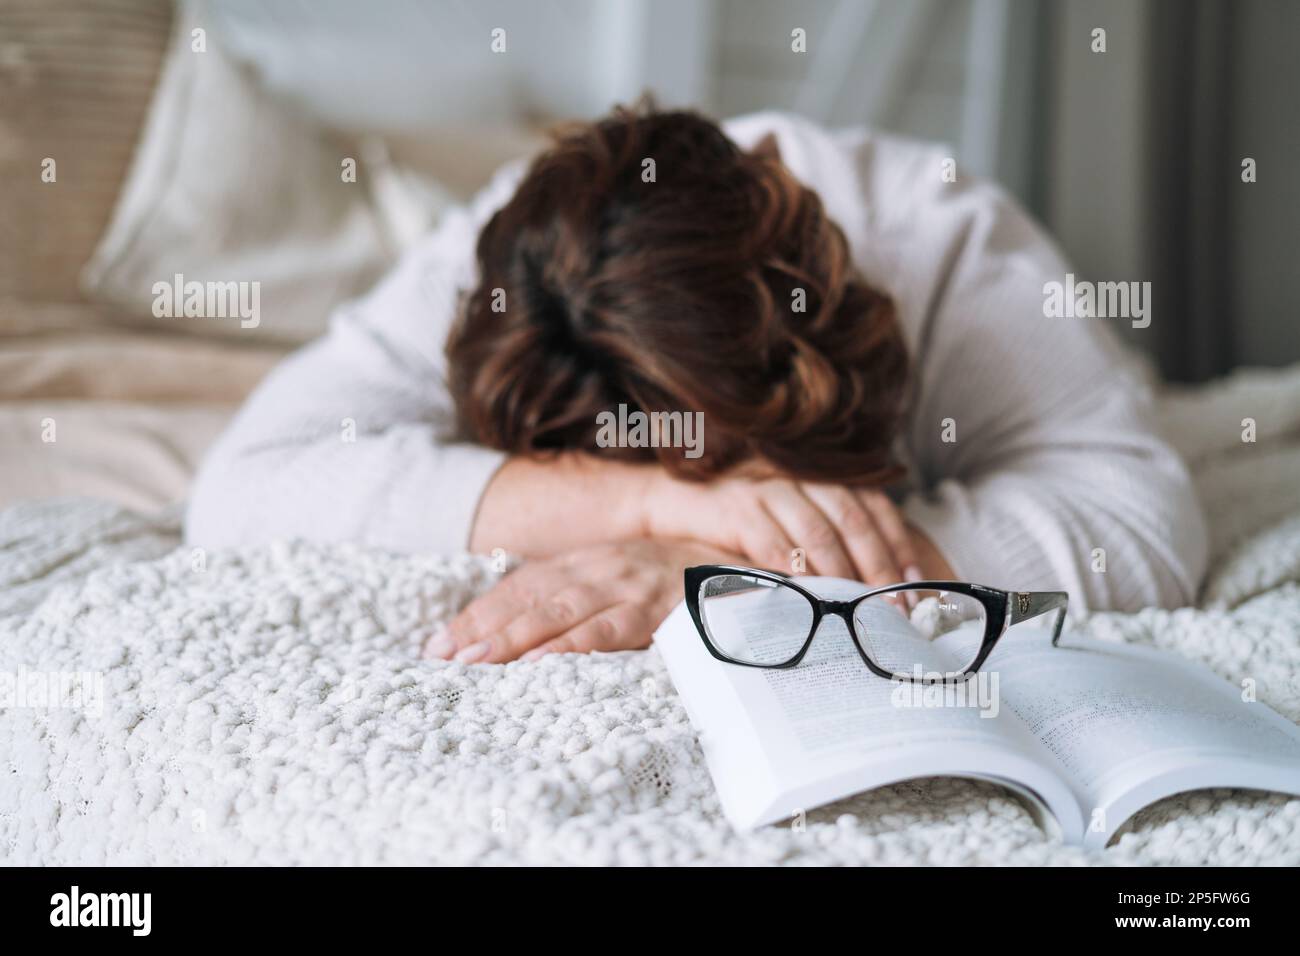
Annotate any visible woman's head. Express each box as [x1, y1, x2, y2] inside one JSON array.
[[446, 102, 909, 485]]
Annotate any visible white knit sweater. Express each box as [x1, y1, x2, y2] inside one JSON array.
[[185, 112, 1208, 613]]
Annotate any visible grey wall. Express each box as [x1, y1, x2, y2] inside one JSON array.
[[1040, 0, 1298, 379], [1227, 0, 1300, 368]]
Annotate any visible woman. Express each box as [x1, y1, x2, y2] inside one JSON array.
[[186, 104, 1207, 663]]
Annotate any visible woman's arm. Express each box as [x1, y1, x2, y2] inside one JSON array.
[[468, 454, 652, 555], [473, 456, 952, 584], [184, 315, 509, 552]]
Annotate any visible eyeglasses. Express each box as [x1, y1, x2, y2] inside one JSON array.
[[684, 565, 1068, 683]]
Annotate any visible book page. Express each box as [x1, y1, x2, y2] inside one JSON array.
[[937, 626, 1300, 841]]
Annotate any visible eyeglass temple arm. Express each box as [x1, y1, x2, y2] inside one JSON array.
[[1009, 591, 1070, 646]]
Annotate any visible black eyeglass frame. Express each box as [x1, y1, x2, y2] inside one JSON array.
[[683, 564, 1069, 683]]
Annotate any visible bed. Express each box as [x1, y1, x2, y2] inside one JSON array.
[[3, 362, 1300, 865]]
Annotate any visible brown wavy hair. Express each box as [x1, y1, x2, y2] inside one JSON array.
[[445, 102, 909, 485]]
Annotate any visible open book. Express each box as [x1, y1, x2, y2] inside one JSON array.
[[653, 574, 1300, 847]]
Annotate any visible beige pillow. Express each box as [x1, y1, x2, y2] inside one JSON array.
[[0, 400, 235, 511], [0, 0, 172, 330], [80, 1, 394, 344], [0, 330, 284, 403]]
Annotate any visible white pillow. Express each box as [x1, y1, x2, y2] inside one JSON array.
[[80, 1, 395, 344]]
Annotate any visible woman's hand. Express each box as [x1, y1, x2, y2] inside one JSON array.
[[644, 471, 923, 586], [422, 539, 740, 664]]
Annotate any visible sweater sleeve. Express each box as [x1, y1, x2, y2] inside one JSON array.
[[184, 163, 526, 553], [857, 138, 1208, 612]]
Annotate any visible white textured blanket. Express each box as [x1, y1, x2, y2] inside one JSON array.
[[3, 366, 1300, 865]]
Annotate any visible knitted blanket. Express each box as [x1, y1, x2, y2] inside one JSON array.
[[3, 367, 1300, 865]]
